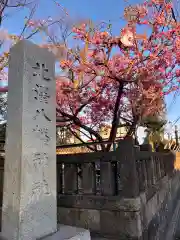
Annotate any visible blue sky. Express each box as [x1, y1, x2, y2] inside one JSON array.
[[1, 0, 179, 123]]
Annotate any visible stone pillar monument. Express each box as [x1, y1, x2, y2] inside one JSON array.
[[1, 40, 57, 240]]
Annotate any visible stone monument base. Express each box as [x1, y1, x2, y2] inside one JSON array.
[[41, 225, 91, 240], [0, 225, 91, 240]]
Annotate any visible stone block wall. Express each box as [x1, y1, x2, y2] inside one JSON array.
[[57, 197, 142, 239], [56, 140, 177, 239], [141, 172, 180, 239], [57, 171, 180, 239]]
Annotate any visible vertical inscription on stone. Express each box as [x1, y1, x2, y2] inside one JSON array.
[[32, 152, 48, 168], [32, 62, 52, 81], [32, 84, 50, 103], [32, 179, 51, 198], [32, 125, 50, 145], [33, 109, 51, 121], [30, 60, 52, 199], [31, 152, 50, 198]]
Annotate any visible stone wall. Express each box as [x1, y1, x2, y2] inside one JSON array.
[[56, 140, 177, 239], [57, 172, 180, 240], [141, 171, 180, 239]]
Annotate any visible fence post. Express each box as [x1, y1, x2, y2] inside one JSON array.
[[100, 161, 115, 196], [64, 164, 78, 194], [57, 163, 63, 194], [117, 138, 139, 197], [82, 163, 96, 194]]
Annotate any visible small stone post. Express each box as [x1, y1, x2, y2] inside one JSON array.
[[117, 138, 139, 197], [1, 40, 56, 240]]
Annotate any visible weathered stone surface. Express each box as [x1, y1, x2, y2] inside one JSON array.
[[57, 207, 142, 239], [41, 225, 91, 240], [57, 195, 141, 211], [57, 208, 100, 232], [143, 172, 180, 240], [100, 210, 142, 238], [1, 40, 57, 240], [57, 171, 180, 240], [165, 199, 180, 240], [117, 138, 139, 197]]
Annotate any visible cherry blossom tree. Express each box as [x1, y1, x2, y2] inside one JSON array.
[[54, 0, 180, 151]]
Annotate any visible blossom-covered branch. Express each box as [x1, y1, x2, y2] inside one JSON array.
[[53, 1, 180, 150]]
